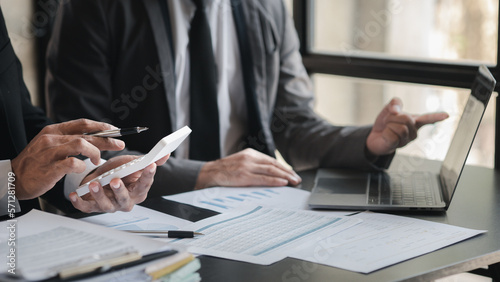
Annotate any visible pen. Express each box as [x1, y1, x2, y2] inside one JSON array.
[[125, 230, 204, 238], [85, 126, 149, 137]]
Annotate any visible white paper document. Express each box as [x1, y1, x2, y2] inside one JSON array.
[[81, 204, 192, 231], [163, 187, 312, 213], [290, 212, 486, 273], [0, 210, 168, 281], [170, 206, 361, 265]]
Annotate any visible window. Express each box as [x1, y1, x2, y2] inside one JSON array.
[[293, 0, 500, 168], [313, 74, 497, 167], [311, 0, 498, 64]]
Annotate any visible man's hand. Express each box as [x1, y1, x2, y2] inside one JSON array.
[[12, 119, 125, 200], [69, 155, 170, 213], [366, 98, 449, 156], [195, 148, 301, 190]]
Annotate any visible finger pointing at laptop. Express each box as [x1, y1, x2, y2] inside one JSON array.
[[366, 97, 449, 157]]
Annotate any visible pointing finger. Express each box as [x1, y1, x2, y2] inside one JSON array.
[[415, 112, 449, 129]]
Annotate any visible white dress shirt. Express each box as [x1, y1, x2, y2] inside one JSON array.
[[169, 0, 248, 159], [0, 158, 103, 216]]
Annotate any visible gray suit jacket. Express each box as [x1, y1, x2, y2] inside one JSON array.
[[46, 0, 391, 196]]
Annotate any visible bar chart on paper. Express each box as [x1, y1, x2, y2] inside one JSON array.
[[198, 189, 282, 210], [163, 187, 312, 213], [81, 205, 192, 231]]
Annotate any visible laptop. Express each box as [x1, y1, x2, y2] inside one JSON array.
[[308, 65, 496, 211]]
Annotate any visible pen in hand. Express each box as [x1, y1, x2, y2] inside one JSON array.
[[85, 127, 149, 138]]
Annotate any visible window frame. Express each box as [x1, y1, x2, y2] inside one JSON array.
[[292, 0, 500, 168]]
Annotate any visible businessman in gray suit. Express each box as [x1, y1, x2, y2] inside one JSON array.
[[46, 0, 447, 196]]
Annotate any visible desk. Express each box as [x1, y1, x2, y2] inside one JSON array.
[[40, 156, 500, 281], [140, 156, 500, 282]]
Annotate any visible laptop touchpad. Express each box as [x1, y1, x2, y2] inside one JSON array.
[[315, 177, 367, 194]]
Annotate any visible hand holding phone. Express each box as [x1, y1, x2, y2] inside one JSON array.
[[76, 126, 191, 196]]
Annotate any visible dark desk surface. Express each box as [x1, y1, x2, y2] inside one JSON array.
[[141, 156, 500, 282]]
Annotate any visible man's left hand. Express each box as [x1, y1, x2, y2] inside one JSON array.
[[69, 155, 169, 213], [366, 98, 449, 156]]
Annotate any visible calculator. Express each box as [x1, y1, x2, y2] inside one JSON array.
[[76, 126, 192, 196]]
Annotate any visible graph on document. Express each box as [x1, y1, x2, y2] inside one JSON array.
[[173, 206, 361, 265], [162, 187, 311, 213], [199, 188, 280, 210]]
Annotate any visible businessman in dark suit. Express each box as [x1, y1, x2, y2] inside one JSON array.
[[46, 0, 447, 195], [0, 6, 168, 217]]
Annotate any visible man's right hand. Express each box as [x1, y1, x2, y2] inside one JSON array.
[[11, 119, 125, 200], [194, 148, 302, 190]]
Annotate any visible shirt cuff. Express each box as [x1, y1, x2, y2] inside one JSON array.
[[64, 158, 105, 199], [0, 160, 20, 215]]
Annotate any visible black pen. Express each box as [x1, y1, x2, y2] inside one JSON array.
[[85, 127, 149, 138], [125, 230, 204, 238]]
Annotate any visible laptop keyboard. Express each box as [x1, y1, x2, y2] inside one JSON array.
[[368, 172, 437, 206]]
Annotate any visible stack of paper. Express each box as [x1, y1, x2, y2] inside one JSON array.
[[0, 210, 197, 281], [84, 204, 360, 266], [79, 206, 202, 281], [162, 187, 486, 272], [71, 249, 201, 282], [70, 187, 487, 275], [146, 251, 201, 282]]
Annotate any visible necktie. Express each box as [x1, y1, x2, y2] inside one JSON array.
[[189, 0, 221, 161], [230, 0, 273, 157]]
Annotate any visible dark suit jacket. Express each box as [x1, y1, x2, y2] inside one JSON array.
[[0, 7, 56, 215], [47, 0, 392, 195]]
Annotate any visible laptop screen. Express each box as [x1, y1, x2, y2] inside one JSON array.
[[440, 66, 496, 203]]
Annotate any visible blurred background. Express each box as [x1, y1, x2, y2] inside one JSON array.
[[289, 0, 498, 168]]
